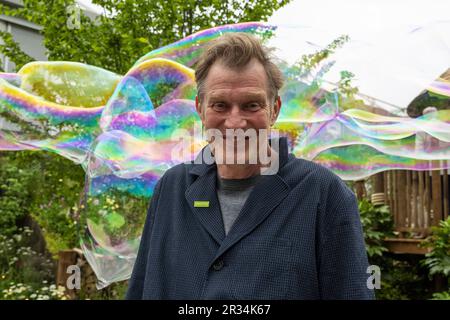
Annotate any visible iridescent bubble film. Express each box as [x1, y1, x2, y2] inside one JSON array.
[[0, 21, 448, 287]]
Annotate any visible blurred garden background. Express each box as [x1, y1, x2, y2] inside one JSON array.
[[0, 0, 449, 300]]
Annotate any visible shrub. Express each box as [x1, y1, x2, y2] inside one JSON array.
[[2, 281, 69, 300], [0, 151, 84, 256], [0, 155, 35, 235], [421, 218, 450, 277], [375, 255, 431, 300], [421, 217, 450, 300], [0, 227, 69, 300], [359, 198, 394, 258]]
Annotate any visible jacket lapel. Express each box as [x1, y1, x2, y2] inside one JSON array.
[[213, 173, 290, 261], [185, 137, 291, 257], [185, 151, 226, 245]]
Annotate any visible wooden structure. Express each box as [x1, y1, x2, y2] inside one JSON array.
[[371, 168, 449, 254], [56, 249, 97, 299]]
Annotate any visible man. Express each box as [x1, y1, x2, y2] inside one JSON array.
[[126, 33, 374, 299]]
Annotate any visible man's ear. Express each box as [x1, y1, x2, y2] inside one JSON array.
[[270, 96, 282, 126], [195, 96, 205, 122]]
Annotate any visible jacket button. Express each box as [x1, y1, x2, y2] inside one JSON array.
[[212, 260, 224, 271]]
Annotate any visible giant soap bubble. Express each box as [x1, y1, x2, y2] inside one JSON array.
[[0, 21, 449, 287]]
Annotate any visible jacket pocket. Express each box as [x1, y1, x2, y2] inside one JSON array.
[[231, 237, 293, 300]]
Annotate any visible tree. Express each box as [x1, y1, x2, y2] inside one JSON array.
[[0, 0, 290, 73]]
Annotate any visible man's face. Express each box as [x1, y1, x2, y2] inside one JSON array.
[[195, 58, 281, 165]]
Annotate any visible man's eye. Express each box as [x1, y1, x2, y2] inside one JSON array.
[[211, 103, 226, 111], [245, 103, 262, 111]]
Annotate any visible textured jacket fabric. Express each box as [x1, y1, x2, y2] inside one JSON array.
[[126, 137, 375, 299]]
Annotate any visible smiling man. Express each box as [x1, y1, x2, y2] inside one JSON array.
[[195, 49, 282, 176], [126, 33, 374, 300]]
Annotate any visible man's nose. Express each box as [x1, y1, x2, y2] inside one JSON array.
[[224, 105, 247, 129]]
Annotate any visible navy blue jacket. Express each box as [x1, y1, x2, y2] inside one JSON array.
[[126, 137, 374, 299]]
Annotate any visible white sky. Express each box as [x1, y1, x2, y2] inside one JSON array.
[[78, 0, 450, 109], [268, 0, 450, 109]]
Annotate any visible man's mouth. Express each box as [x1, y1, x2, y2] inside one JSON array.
[[222, 135, 251, 140]]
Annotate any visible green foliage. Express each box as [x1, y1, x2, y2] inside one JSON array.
[[1, 281, 69, 300], [420, 218, 450, 299], [28, 153, 84, 256], [357, 198, 433, 300], [283, 34, 349, 82], [0, 151, 83, 256], [375, 256, 431, 300], [82, 191, 148, 246], [355, 193, 433, 300], [294, 35, 349, 77], [421, 218, 450, 278], [282, 32, 365, 110], [337, 70, 367, 110], [359, 198, 394, 258], [431, 290, 450, 300], [0, 227, 69, 300], [0, 154, 36, 235], [281, 33, 368, 114], [0, 30, 34, 70], [338, 70, 358, 98], [407, 91, 450, 117], [0, 0, 291, 73]]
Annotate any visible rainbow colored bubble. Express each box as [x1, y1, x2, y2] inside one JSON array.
[[0, 21, 448, 287]]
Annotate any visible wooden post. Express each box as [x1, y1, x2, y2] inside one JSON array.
[[418, 171, 424, 229], [397, 171, 407, 231], [56, 250, 79, 299], [354, 180, 366, 201], [393, 171, 398, 227], [384, 171, 389, 208], [406, 171, 411, 230], [431, 169, 443, 225], [56, 249, 99, 299], [373, 172, 384, 194], [371, 172, 385, 205], [443, 168, 449, 220], [424, 170, 431, 228], [412, 171, 418, 229]]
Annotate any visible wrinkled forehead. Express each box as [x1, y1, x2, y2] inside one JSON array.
[[207, 89, 268, 102], [203, 58, 271, 98]]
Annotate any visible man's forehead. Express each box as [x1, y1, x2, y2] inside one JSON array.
[[203, 59, 270, 95], [208, 58, 267, 77], [207, 89, 267, 100]]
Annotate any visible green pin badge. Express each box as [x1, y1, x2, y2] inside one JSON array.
[[194, 201, 210, 208]]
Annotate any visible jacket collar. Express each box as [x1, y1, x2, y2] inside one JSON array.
[[185, 137, 292, 257]]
